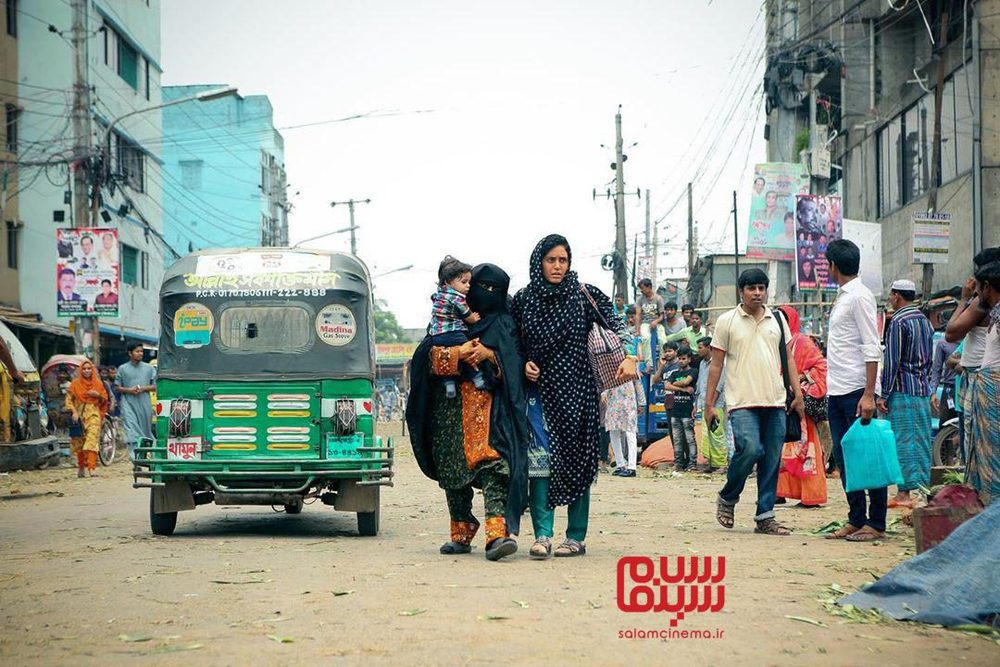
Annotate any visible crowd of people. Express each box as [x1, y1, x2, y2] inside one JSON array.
[[406, 233, 1000, 561]]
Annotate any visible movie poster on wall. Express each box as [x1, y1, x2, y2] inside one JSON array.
[[794, 195, 842, 291], [56, 228, 120, 318], [745, 163, 811, 261]]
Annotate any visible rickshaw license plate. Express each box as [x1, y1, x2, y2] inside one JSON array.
[[167, 437, 202, 461], [325, 433, 364, 459]]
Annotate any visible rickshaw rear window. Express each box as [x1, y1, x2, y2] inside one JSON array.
[[218, 306, 312, 353]]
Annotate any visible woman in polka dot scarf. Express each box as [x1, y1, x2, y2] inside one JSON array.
[[512, 234, 638, 558]]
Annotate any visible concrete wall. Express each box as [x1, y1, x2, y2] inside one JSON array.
[[0, 4, 18, 306], [16, 0, 164, 341], [981, 0, 1000, 253], [162, 86, 286, 256]]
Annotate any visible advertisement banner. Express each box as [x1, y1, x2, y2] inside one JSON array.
[[912, 212, 950, 264], [794, 194, 842, 291], [56, 228, 120, 318], [746, 162, 811, 261], [376, 343, 418, 366], [843, 218, 883, 297]]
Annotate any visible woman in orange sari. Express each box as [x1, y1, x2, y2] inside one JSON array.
[[776, 306, 828, 507], [65, 360, 108, 477]]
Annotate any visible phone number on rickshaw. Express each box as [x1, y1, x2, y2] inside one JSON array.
[[194, 288, 328, 298]]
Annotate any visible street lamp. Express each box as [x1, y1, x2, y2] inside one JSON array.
[[290, 225, 359, 249], [372, 264, 414, 280], [92, 85, 239, 225]]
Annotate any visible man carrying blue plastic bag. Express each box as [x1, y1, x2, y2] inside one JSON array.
[[823, 240, 887, 543]]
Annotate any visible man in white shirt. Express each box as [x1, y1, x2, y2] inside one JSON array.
[[706, 268, 803, 536], [823, 239, 885, 542]]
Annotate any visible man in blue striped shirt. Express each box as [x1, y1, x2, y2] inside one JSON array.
[[877, 279, 934, 508]]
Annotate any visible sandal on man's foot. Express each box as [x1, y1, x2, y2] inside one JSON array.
[[754, 518, 791, 536], [716, 497, 735, 529], [439, 541, 472, 555], [485, 537, 518, 561], [844, 526, 885, 542], [824, 523, 860, 540], [553, 538, 586, 557], [529, 537, 552, 560]]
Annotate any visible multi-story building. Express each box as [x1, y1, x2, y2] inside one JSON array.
[[1, 0, 20, 307], [161, 85, 288, 256], [8, 0, 167, 362], [764, 0, 997, 294]]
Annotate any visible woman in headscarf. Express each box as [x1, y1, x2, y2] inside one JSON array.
[[775, 306, 828, 507], [65, 360, 108, 478], [512, 234, 637, 558], [407, 264, 529, 561]]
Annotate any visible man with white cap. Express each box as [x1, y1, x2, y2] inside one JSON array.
[[877, 279, 934, 509]]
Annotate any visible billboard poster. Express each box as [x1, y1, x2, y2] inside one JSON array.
[[794, 194, 842, 291], [746, 162, 811, 261], [912, 212, 950, 264], [843, 218, 883, 297], [56, 228, 120, 318]]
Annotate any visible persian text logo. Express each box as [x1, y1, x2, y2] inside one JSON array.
[[616, 556, 726, 626]]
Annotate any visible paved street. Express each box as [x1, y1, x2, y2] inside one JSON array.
[[0, 422, 994, 666]]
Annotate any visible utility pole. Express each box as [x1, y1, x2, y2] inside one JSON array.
[[613, 107, 628, 300], [70, 0, 98, 363], [330, 198, 370, 256], [924, 0, 950, 299], [686, 182, 694, 276], [732, 190, 740, 304], [650, 189, 658, 282]]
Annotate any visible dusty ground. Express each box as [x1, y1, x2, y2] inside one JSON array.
[[0, 422, 995, 666]]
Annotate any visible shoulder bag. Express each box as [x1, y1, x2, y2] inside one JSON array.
[[777, 314, 803, 442], [580, 286, 628, 393]]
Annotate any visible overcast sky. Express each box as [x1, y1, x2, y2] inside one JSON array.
[[162, 0, 766, 328]]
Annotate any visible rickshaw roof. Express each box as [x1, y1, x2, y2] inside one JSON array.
[[162, 247, 372, 296]]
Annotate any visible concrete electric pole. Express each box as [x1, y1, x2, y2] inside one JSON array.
[[70, 0, 98, 363], [330, 198, 370, 256], [613, 108, 628, 300]]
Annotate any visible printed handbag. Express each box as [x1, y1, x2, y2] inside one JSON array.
[[580, 286, 628, 393], [803, 394, 828, 422], [841, 418, 904, 493]]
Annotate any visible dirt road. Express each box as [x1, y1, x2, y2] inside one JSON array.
[[0, 422, 994, 665]]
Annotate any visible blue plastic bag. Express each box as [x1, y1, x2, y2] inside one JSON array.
[[841, 418, 904, 493]]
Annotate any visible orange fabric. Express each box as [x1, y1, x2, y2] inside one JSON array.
[[777, 416, 827, 505], [640, 436, 674, 467], [450, 520, 479, 545], [429, 346, 461, 377], [460, 382, 500, 469], [67, 361, 108, 420], [485, 516, 507, 542], [75, 450, 97, 471], [780, 306, 827, 400]]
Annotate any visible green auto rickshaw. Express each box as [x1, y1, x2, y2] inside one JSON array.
[[133, 248, 393, 536]]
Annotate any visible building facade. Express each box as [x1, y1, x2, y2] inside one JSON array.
[[161, 85, 287, 256], [764, 0, 998, 294], [9, 0, 167, 361], [1, 0, 19, 307]]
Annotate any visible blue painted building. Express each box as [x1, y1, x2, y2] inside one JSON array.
[[161, 85, 288, 257]]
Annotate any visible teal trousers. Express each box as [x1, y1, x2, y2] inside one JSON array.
[[528, 477, 590, 542]]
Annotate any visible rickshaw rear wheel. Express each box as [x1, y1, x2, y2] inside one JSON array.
[[149, 491, 178, 536], [357, 488, 380, 536], [99, 420, 116, 466]]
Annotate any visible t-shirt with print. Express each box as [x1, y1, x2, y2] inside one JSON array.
[[636, 293, 664, 325], [666, 366, 699, 418]]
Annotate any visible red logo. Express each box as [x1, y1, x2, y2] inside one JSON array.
[[617, 556, 726, 626]]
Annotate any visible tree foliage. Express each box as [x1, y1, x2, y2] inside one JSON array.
[[373, 299, 406, 343]]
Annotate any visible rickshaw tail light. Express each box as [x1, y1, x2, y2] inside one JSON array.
[[333, 399, 357, 435]]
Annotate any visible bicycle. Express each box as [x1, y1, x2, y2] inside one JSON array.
[[99, 416, 120, 466]]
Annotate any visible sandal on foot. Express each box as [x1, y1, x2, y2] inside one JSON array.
[[529, 537, 552, 560], [844, 526, 885, 542], [716, 497, 735, 529], [439, 541, 473, 555], [485, 537, 518, 561], [754, 518, 791, 536], [824, 523, 860, 540], [553, 538, 586, 557]]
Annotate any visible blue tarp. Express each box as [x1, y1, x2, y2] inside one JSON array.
[[839, 502, 999, 628]]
